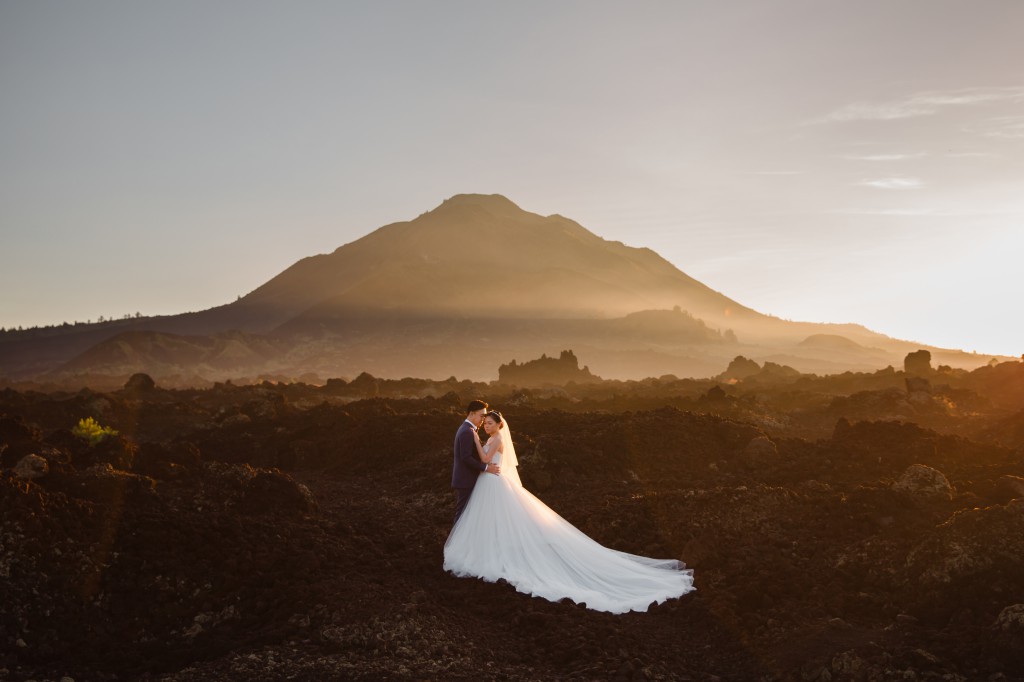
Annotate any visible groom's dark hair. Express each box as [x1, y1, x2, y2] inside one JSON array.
[[466, 399, 488, 414]]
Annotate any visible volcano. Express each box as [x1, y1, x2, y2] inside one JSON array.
[[203, 193, 757, 329], [0, 194, 993, 386]]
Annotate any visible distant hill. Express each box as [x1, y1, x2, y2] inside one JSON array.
[[799, 334, 866, 350], [59, 330, 284, 377], [0, 193, 999, 386]]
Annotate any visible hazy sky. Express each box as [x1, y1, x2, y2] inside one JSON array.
[[2, 1, 1022, 356]]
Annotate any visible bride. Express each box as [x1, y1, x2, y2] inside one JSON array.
[[443, 410, 695, 614]]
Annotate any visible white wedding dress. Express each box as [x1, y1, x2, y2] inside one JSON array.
[[443, 422, 695, 614]]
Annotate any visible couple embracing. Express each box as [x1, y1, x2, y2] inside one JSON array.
[[444, 400, 695, 614]]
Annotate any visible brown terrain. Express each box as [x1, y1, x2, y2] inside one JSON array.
[[3, 349, 1024, 681]]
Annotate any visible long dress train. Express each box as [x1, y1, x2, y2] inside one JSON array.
[[443, 433, 694, 614]]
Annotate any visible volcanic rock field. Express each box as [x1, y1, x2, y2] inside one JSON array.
[[2, 358, 1024, 680]]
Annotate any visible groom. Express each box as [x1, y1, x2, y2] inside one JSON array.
[[452, 399, 500, 524]]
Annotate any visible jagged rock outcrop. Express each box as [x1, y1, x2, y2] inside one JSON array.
[[719, 355, 761, 380], [905, 349, 933, 376], [497, 350, 600, 387]]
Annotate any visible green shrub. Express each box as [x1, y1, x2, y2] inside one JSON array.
[[72, 417, 119, 446]]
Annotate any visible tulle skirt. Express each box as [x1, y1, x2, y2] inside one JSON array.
[[443, 472, 695, 614]]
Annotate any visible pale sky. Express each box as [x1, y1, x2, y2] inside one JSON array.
[[2, 1, 1022, 356]]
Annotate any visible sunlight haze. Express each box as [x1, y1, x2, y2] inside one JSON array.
[[1, 0, 1022, 357]]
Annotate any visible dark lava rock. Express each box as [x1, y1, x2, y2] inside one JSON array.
[[240, 393, 287, 421], [904, 498, 1024, 622], [986, 603, 1024, 674], [720, 355, 761, 381], [43, 462, 157, 504], [2, 380, 1024, 681], [891, 463, 954, 500], [0, 414, 42, 467], [43, 428, 87, 458], [124, 372, 157, 392], [0, 413, 39, 445], [134, 441, 201, 479], [80, 434, 138, 471], [12, 453, 48, 480], [905, 349, 933, 376], [739, 434, 778, 469], [239, 469, 318, 516], [995, 474, 1024, 501]]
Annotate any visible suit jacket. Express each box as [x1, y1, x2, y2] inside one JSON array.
[[451, 420, 485, 489]]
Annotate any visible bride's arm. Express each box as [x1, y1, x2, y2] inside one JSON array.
[[471, 430, 493, 463], [471, 430, 503, 462]]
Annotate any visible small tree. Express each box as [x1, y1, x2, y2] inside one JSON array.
[[72, 417, 119, 446]]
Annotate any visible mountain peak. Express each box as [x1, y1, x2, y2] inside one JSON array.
[[428, 194, 530, 221], [439, 193, 522, 211], [224, 192, 754, 331]]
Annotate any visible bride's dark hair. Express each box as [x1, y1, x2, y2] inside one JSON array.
[[485, 410, 504, 429]]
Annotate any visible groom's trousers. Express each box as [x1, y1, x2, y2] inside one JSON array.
[[453, 487, 473, 524]]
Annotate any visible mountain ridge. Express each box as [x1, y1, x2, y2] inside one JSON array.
[[0, 193, 1000, 385]]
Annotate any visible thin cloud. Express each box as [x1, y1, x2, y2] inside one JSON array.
[[832, 208, 940, 216], [832, 207, 1023, 217], [744, 170, 805, 175], [810, 86, 1024, 124], [945, 151, 997, 158], [964, 116, 1024, 139], [843, 153, 926, 161], [856, 177, 925, 190]]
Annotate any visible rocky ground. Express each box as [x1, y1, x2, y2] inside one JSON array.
[[2, 363, 1024, 680]]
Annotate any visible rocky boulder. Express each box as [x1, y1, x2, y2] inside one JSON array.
[[996, 474, 1024, 501], [124, 372, 156, 392], [13, 454, 49, 480], [905, 498, 1024, 591], [239, 470, 319, 516], [988, 603, 1024, 673], [891, 464, 953, 500], [44, 462, 157, 504], [739, 435, 777, 469], [993, 603, 1024, 632]]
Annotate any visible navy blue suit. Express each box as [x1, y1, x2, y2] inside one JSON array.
[[451, 420, 486, 523]]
